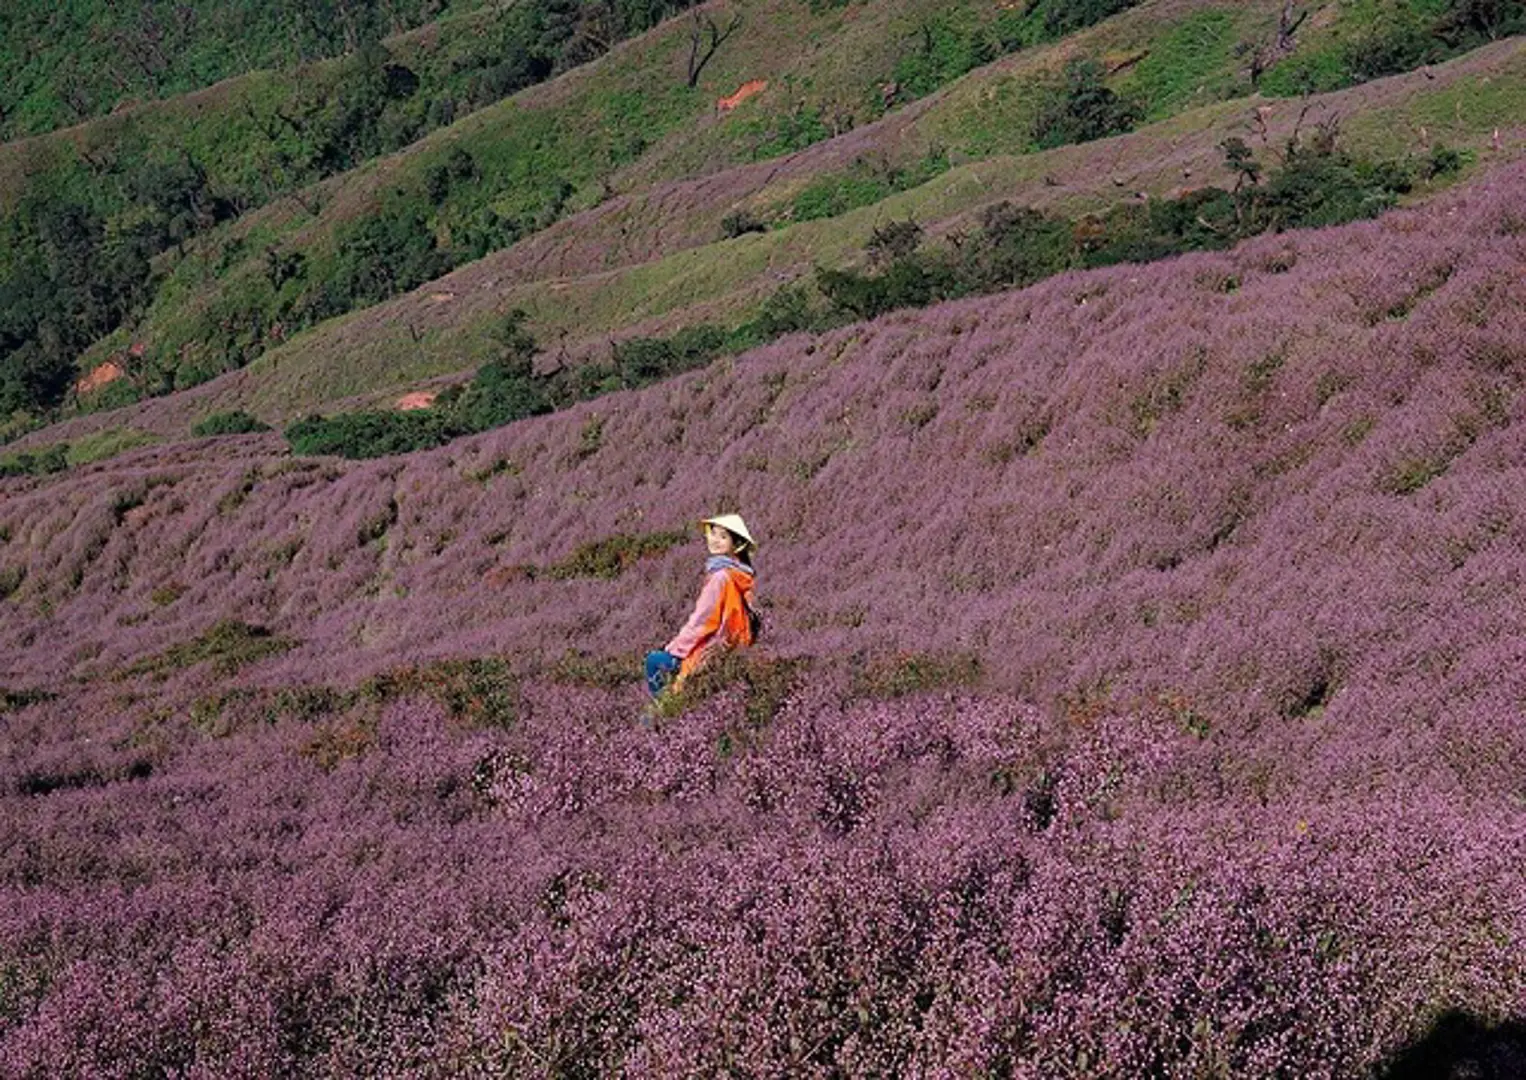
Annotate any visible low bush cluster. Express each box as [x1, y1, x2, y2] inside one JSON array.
[[0, 444, 69, 479], [190, 411, 271, 437], [1, 1, 711, 420], [286, 311, 548, 459], [118, 620, 298, 679], [813, 129, 1451, 323], [1029, 57, 1143, 150], [1262, 0, 1526, 95], [286, 315, 734, 459], [887, 1, 1143, 108]]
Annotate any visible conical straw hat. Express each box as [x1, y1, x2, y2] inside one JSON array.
[[701, 514, 757, 551]]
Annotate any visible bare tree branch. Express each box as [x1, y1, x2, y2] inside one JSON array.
[[686, 10, 744, 89]]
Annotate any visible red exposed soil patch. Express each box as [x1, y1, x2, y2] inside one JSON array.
[[76, 361, 126, 395], [717, 80, 767, 112], [396, 391, 439, 411]]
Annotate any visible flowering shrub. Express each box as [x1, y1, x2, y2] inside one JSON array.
[[2, 159, 1526, 1075]]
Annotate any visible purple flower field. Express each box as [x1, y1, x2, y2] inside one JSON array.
[[3, 160, 1526, 1076]]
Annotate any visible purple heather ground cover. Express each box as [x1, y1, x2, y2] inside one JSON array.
[[3, 160, 1526, 1076]]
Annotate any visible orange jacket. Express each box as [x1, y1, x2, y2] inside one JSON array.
[[665, 560, 755, 681]]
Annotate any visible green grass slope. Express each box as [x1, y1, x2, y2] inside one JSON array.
[[0, 0, 490, 139], [152, 41, 1526, 421], [8, 0, 1525, 453], [11, 47, 1521, 466]]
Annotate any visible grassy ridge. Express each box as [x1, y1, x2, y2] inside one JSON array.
[[6, 0, 1524, 448], [199, 41, 1526, 421], [62, 0, 1023, 402], [6, 36, 1520, 456], [0, 0, 711, 423], [0, 0, 489, 139], [48, 0, 1285, 417]]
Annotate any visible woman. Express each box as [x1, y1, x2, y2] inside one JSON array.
[[645, 514, 758, 698]]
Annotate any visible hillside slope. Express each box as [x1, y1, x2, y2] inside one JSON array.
[[4, 157, 1523, 723], [2, 156, 1524, 1076], [21, 0, 1501, 444], [15, 36, 1524, 448]]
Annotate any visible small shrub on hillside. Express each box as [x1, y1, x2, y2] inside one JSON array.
[[1244, 134, 1412, 232], [191, 411, 270, 437], [1424, 144, 1465, 180], [891, 15, 1001, 103], [453, 310, 552, 432], [817, 257, 956, 322], [423, 148, 480, 206], [1438, 0, 1526, 42], [325, 204, 452, 310], [1341, 15, 1442, 83], [1027, 0, 1142, 40], [732, 283, 833, 345], [1030, 57, 1142, 150], [789, 147, 950, 223], [286, 409, 464, 459], [0, 565, 25, 600], [453, 360, 553, 433], [866, 219, 925, 267], [721, 209, 768, 239], [746, 105, 831, 160], [610, 325, 729, 389], [0, 444, 69, 478], [818, 221, 955, 320], [956, 202, 1073, 289]]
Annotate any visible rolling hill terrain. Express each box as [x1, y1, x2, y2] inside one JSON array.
[[3, 1, 1526, 1075]]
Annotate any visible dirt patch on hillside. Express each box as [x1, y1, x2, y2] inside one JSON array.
[[76, 361, 126, 395], [717, 80, 767, 112], [396, 391, 439, 411]]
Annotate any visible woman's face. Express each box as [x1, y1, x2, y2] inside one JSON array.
[[705, 524, 737, 555]]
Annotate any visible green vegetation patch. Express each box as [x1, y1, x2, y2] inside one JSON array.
[[191, 411, 271, 437], [1259, 0, 1526, 97], [66, 428, 157, 466], [287, 409, 465, 460], [849, 650, 983, 699], [782, 147, 951, 225], [0, 686, 56, 712], [120, 620, 298, 679], [359, 655, 518, 730], [0, 444, 69, 479], [1122, 8, 1242, 120], [1, 428, 155, 478], [546, 530, 692, 581]]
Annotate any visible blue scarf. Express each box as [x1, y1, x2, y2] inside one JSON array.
[[706, 554, 754, 577]]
